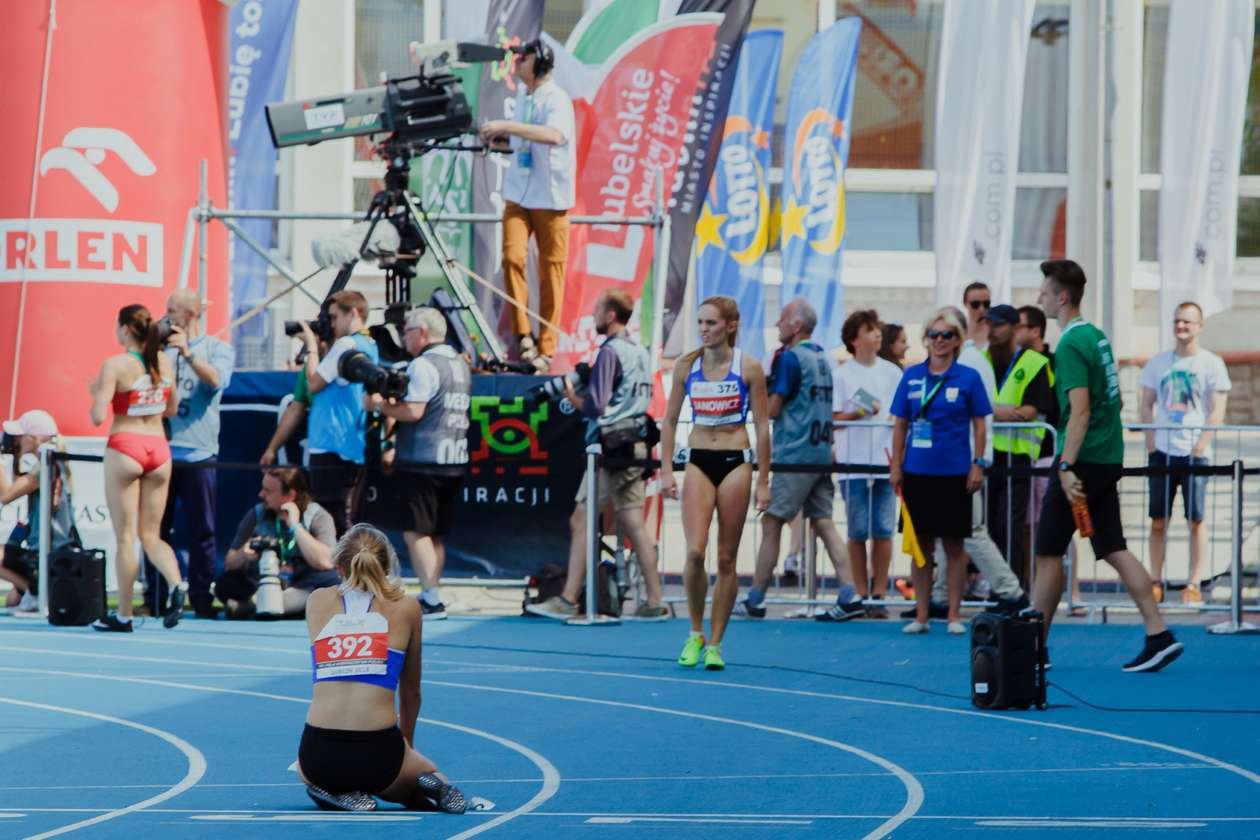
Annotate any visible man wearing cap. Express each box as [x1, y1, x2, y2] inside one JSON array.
[[0, 410, 74, 616], [985, 304, 1056, 586]]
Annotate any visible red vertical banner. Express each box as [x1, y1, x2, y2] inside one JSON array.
[[0, 0, 229, 435]]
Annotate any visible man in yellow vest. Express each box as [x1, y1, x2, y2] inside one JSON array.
[[984, 304, 1056, 588]]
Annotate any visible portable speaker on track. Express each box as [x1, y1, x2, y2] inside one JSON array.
[[970, 611, 1047, 710], [47, 546, 106, 627]]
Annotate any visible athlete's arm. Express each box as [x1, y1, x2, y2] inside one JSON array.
[[88, 358, 116, 427], [744, 357, 772, 511], [398, 599, 423, 745], [658, 362, 689, 498]]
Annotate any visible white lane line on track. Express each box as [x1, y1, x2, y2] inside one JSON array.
[[0, 696, 206, 840], [0, 666, 558, 840], [587, 816, 813, 826], [425, 679, 923, 840]]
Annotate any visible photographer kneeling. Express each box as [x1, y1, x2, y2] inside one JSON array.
[[526, 291, 667, 621], [367, 307, 470, 620], [215, 467, 338, 619]]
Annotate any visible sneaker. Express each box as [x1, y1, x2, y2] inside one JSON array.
[[732, 598, 766, 619], [894, 578, 915, 601], [415, 773, 467, 814], [900, 601, 948, 620], [965, 578, 992, 601], [947, 621, 967, 635], [902, 620, 929, 635], [163, 583, 187, 629], [13, 591, 41, 618], [92, 613, 135, 633], [518, 335, 539, 363], [1122, 631, 1183, 673], [524, 595, 576, 621], [1180, 584, 1202, 605], [306, 784, 377, 812], [816, 600, 864, 622], [192, 599, 218, 620], [781, 552, 801, 584], [421, 599, 449, 621], [1152, 582, 1164, 603], [703, 644, 725, 670], [994, 593, 1030, 616], [678, 634, 705, 667], [864, 602, 889, 620], [627, 603, 670, 621]]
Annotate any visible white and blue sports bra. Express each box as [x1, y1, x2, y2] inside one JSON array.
[[684, 348, 749, 427]]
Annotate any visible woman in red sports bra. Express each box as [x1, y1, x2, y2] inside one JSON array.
[[88, 304, 186, 632], [298, 524, 466, 813]]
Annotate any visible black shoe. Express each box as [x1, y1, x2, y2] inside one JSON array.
[[415, 773, 466, 814], [420, 600, 448, 621], [225, 599, 257, 621], [92, 613, 134, 633], [1122, 631, 1183, 673], [994, 593, 1030, 616], [732, 598, 766, 619], [192, 599, 218, 620], [163, 585, 187, 629], [900, 602, 948, 620], [816, 600, 864, 622], [306, 784, 377, 811]]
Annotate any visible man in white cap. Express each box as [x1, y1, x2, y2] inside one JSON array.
[[0, 410, 65, 616]]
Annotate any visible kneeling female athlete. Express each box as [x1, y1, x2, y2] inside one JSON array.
[[298, 524, 466, 813], [660, 296, 770, 670]]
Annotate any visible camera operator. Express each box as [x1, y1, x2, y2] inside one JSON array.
[[479, 38, 574, 373], [301, 290, 379, 536], [526, 291, 667, 621], [143, 289, 235, 619], [366, 307, 470, 620], [215, 466, 338, 618], [0, 411, 75, 617]]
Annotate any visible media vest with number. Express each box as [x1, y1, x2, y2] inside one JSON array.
[[595, 334, 652, 432], [395, 345, 471, 476], [986, 348, 1052, 457], [773, 342, 834, 465]]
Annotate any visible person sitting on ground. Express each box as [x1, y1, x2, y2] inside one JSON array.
[[215, 466, 339, 619], [299, 524, 468, 813]]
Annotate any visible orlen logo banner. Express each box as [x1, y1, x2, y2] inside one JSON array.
[[780, 17, 861, 352], [551, 16, 722, 372], [0, 0, 229, 435]]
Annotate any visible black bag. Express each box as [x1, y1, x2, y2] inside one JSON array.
[[522, 563, 568, 616], [521, 561, 622, 617], [47, 545, 106, 626]]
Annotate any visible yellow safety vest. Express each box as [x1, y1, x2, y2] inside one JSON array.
[[987, 348, 1051, 457]]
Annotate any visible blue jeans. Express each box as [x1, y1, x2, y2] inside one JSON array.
[[839, 478, 896, 541]]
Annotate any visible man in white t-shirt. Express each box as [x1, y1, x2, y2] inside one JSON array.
[[832, 310, 903, 616], [480, 38, 575, 373], [1138, 301, 1231, 604]]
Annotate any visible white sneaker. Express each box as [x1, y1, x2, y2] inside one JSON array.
[[902, 620, 929, 634], [14, 591, 41, 618], [947, 621, 967, 635]]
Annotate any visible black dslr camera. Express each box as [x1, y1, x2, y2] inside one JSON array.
[[338, 349, 409, 401], [284, 311, 334, 343], [528, 363, 591, 405], [0, 433, 18, 457], [248, 536, 282, 555]]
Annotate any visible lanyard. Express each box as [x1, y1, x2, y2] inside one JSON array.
[[916, 374, 946, 421], [997, 348, 1023, 391], [274, 516, 297, 563]]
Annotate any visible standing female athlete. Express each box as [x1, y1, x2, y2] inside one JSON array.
[[89, 304, 186, 631], [660, 296, 770, 670], [299, 524, 466, 813]]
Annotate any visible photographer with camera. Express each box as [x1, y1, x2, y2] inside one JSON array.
[[0, 411, 75, 617], [365, 307, 470, 620], [526, 291, 667, 622], [215, 467, 338, 619], [301, 290, 379, 536], [141, 289, 235, 619]]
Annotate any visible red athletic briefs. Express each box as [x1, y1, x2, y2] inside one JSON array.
[[107, 433, 171, 474]]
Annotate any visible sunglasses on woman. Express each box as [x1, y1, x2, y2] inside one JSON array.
[[927, 329, 957, 340]]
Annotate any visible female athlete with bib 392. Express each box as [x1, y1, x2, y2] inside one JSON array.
[[89, 304, 186, 631], [299, 524, 467, 813], [660, 296, 770, 670]]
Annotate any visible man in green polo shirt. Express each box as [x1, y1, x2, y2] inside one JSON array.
[[1031, 259, 1182, 673]]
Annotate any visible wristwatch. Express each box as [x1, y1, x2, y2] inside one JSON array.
[[973, 457, 992, 469], [1058, 460, 1073, 473]]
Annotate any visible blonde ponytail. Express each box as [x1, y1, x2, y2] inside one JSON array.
[[334, 524, 404, 601]]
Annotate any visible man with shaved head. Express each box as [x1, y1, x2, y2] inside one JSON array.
[[143, 289, 235, 619]]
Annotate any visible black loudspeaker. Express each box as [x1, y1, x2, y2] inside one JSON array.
[[970, 611, 1047, 710], [47, 546, 106, 626]]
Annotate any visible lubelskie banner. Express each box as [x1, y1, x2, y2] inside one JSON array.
[[693, 29, 783, 362], [661, 0, 755, 354], [228, 0, 298, 343], [779, 17, 862, 353], [550, 15, 723, 373]]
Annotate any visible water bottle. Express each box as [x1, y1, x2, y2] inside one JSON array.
[[1071, 497, 1094, 538]]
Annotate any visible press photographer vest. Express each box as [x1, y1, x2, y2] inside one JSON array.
[[395, 344, 471, 476], [595, 333, 651, 432], [772, 341, 834, 465], [985, 347, 1052, 457]]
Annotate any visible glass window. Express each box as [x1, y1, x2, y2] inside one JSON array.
[[1012, 187, 1066, 259], [1021, 6, 1070, 173], [1138, 190, 1260, 260], [842, 192, 934, 251]]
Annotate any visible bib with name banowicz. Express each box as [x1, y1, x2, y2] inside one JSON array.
[[312, 611, 391, 680]]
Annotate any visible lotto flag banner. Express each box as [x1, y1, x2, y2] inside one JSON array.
[[228, 0, 298, 341], [1158, 0, 1253, 345], [780, 18, 861, 352], [933, 0, 1035, 307], [693, 29, 783, 361], [0, 0, 230, 434], [550, 16, 722, 372]]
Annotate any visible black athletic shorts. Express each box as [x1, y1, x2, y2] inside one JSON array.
[[402, 473, 464, 537], [298, 724, 406, 795], [1034, 459, 1127, 559]]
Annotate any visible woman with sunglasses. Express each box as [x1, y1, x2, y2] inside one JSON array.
[[888, 307, 992, 634]]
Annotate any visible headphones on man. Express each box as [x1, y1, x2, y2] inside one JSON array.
[[515, 38, 554, 77]]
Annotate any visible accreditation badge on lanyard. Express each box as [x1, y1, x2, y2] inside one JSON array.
[[517, 97, 534, 170], [911, 376, 945, 449], [312, 612, 390, 680]]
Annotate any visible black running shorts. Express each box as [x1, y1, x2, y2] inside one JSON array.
[[1034, 460, 1127, 559], [298, 724, 405, 795]]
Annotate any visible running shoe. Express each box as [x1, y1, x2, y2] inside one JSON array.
[[947, 621, 967, 635], [12, 591, 41, 618], [815, 601, 864, 622], [677, 634, 705, 667], [1180, 584, 1202, 605], [863, 602, 890, 620], [626, 603, 670, 621], [703, 644, 725, 671], [306, 785, 377, 811], [163, 583, 187, 629], [731, 598, 766, 619], [421, 599, 449, 621], [92, 613, 134, 633], [902, 620, 929, 635], [524, 595, 577, 620], [1121, 631, 1183, 673], [994, 593, 1030, 616], [416, 773, 467, 814]]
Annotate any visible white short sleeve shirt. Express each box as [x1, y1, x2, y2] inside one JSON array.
[[502, 80, 576, 211]]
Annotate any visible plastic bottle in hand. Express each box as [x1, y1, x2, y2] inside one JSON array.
[[1071, 496, 1094, 538]]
